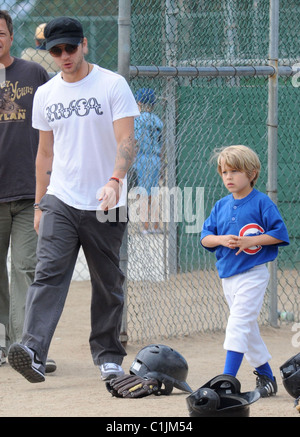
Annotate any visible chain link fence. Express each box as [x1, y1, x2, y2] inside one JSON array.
[[125, 0, 300, 343], [4, 1, 299, 343]]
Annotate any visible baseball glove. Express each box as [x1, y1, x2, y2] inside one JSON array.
[[106, 374, 159, 398]]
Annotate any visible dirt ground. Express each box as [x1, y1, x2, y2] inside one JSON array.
[[0, 280, 299, 419]]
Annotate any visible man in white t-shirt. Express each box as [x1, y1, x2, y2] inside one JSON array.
[[8, 17, 140, 384]]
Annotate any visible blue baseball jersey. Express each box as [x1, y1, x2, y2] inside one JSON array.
[[134, 111, 163, 194], [134, 111, 163, 157], [200, 189, 289, 278]]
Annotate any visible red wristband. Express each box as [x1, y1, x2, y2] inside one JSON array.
[[109, 177, 123, 186]]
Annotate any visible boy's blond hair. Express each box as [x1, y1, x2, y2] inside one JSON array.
[[213, 145, 261, 187]]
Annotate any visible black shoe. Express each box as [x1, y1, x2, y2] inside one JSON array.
[[254, 371, 277, 397], [0, 347, 6, 366], [8, 343, 45, 383], [45, 358, 57, 373]]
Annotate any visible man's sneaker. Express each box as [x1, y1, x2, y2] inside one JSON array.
[[254, 371, 277, 397], [45, 358, 57, 373], [100, 363, 124, 381], [8, 343, 45, 383], [0, 348, 6, 366]]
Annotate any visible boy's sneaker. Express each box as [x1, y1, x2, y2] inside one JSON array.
[[100, 363, 124, 381], [8, 343, 45, 383], [254, 371, 277, 397], [0, 348, 6, 366]]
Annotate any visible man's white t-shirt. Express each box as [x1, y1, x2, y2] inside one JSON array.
[[32, 65, 139, 210]]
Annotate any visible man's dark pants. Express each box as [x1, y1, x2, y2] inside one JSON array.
[[22, 194, 127, 366]]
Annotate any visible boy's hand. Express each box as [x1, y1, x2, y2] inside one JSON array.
[[221, 235, 239, 249], [228, 236, 255, 255]]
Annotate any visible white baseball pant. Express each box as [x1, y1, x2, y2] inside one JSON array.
[[222, 264, 272, 368]]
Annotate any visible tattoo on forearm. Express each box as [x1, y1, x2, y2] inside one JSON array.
[[46, 171, 52, 175], [115, 134, 136, 171]]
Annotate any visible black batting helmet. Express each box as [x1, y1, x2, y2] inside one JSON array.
[[186, 374, 260, 417], [130, 344, 192, 395], [280, 353, 300, 399]]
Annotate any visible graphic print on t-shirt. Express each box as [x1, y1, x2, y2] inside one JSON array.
[[0, 81, 30, 122], [239, 223, 265, 255], [45, 97, 104, 122]]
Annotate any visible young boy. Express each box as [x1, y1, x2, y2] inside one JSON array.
[[134, 88, 163, 233], [201, 145, 289, 397]]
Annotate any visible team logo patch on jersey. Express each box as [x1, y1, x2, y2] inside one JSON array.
[[239, 223, 265, 255]]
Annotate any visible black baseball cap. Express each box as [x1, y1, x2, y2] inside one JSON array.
[[44, 17, 84, 50]]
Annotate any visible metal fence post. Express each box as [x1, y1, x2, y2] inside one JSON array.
[[267, 0, 279, 327], [118, 0, 132, 345], [165, 0, 178, 275]]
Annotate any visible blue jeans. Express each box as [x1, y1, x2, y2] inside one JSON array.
[[0, 200, 37, 354], [22, 194, 127, 366]]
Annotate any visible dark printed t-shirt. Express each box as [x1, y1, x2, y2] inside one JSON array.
[[0, 57, 49, 202]]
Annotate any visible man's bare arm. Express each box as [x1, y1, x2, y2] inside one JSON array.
[[34, 130, 54, 233], [112, 116, 136, 176], [98, 116, 136, 210]]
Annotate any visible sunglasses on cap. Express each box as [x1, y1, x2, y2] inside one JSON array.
[[49, 41, 82, 57]]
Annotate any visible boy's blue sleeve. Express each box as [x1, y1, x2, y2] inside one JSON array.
[[200, 206, 218, 252], [263, 204, 290, 246]]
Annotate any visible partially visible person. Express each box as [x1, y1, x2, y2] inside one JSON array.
[[0, 10, 56, 373], [21, 23, 60, 73], [201, 145, 289, 397], [134, 88, 163, 233], [8, 16, 139, 384]]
